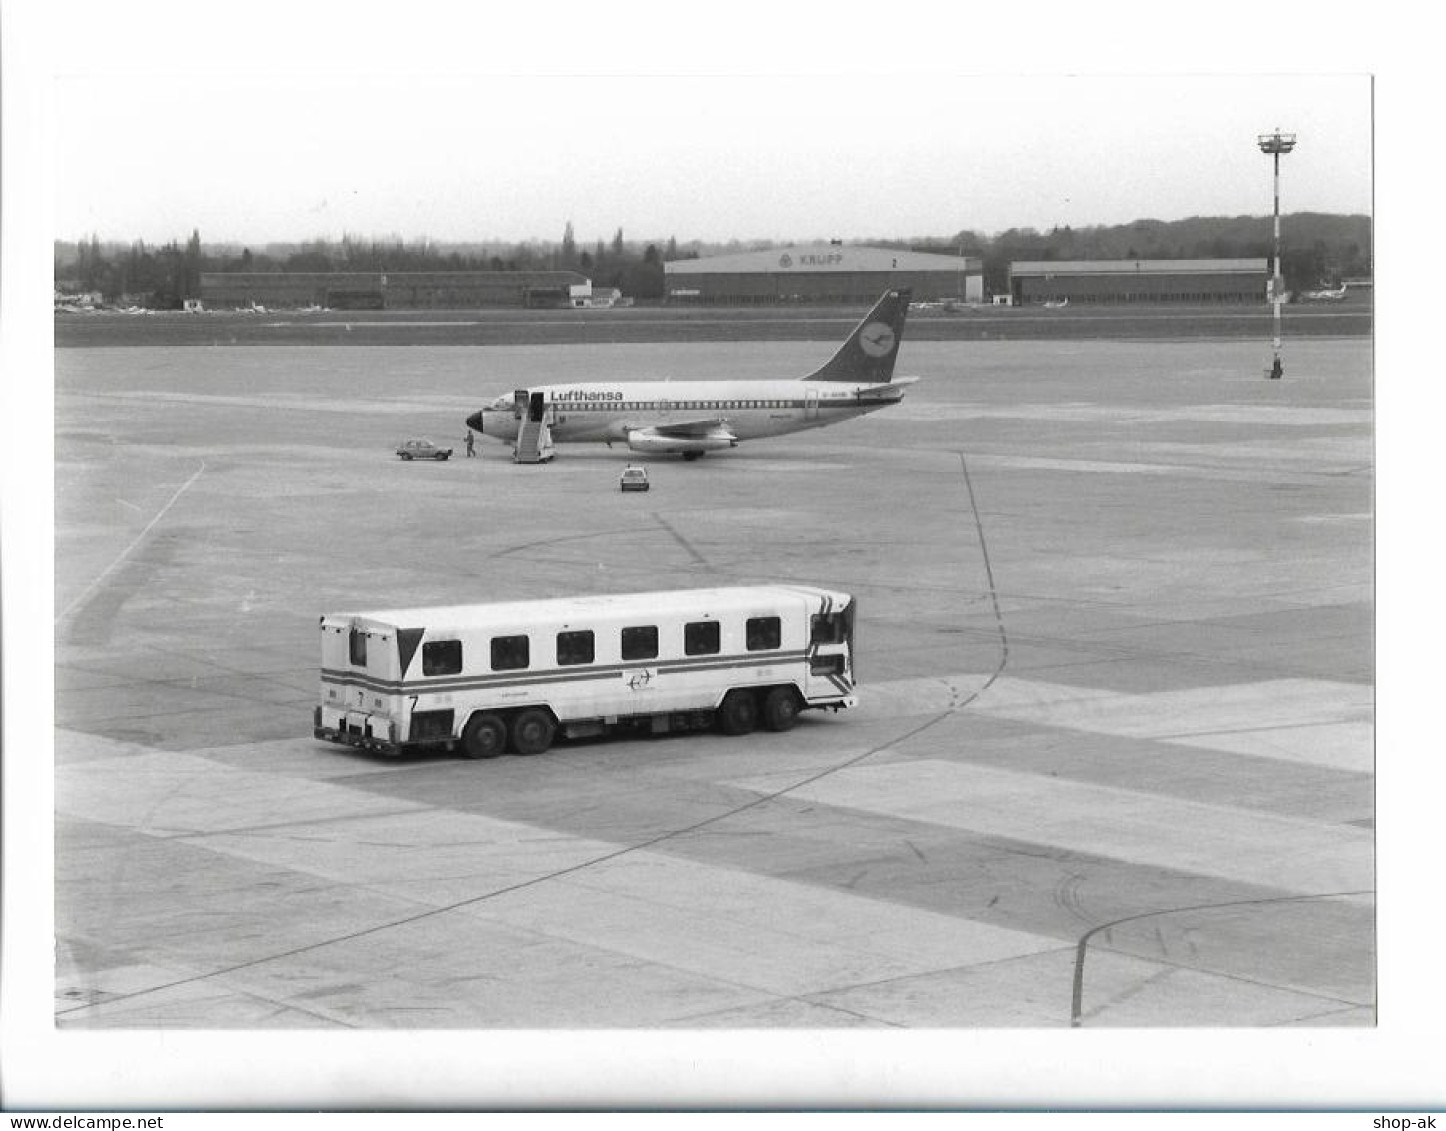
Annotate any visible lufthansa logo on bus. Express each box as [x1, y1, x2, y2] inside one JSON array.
[[627, 669, 655, 691]]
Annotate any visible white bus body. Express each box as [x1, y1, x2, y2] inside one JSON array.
[[314, 585, 856, 759]]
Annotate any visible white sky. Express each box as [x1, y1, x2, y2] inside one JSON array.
[[34, 5, 1373, 247]]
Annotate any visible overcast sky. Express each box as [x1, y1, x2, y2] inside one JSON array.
[[37, 5, 1374, 248]]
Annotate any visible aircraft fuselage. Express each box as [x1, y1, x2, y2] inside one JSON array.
[[471, 378, 905, 447], [464, 287, 918, 458]]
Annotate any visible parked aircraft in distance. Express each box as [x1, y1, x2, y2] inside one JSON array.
[[465, 289, 919, 461], [1042, 297, 1070, 309], [1301, 283, 1348, 302]]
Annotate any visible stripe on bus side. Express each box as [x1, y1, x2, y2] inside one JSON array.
[[321, 648, 812, 697]]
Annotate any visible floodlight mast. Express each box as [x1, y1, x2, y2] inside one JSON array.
[[1258, 129, 1297, 377]]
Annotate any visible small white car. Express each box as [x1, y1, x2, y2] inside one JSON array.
[[619, 465, 650, 492], [396, 438, 453, 461]]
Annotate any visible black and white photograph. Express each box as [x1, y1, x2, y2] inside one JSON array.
[[2, 0, 1436, 1115]]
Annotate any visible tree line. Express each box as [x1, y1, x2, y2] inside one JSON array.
[[55, 213, 1370, 308], [928, 212, 1372, 295]]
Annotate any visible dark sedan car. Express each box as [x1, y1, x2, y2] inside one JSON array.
[[396, 438, 453, 461]]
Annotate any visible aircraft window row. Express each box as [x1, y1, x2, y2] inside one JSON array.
[[420, 619, 790, 675], [554, 400, 793, 411]]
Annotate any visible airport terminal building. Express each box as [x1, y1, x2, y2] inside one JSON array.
[[664, 245, 984, 305], [199, 269, 590, 310], [1008, 258, 1269, 305]]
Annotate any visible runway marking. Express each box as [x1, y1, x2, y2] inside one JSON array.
[[729, 759, 1373, 895], [651, 513, 710, 566], [1160, 720, 1374, 774], [55, 462, 207, 627], [850, 672, 1372, 772], [969, 675, 1372, 770]]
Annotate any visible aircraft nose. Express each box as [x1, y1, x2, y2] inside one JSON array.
[[466, 410, 484, 434]]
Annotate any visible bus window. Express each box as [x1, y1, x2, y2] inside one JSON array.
[[491, 634, 530, 671], [557, 629, 595, 666], [684, 620, 720, 655], [812, 612, 846, 645], [423, 639, 462, 676], [746, 616, 781, 651], [349, 628, 367, 666], [622, 625, 658, 660]]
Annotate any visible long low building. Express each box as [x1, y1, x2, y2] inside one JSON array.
[[1009, 259, 1269, 305], [199, 270, 590, 310], [664, 244, 984, 305]]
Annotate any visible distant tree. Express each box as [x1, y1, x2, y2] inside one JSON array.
[[184, 228, 202, 297], [612, 227, 624, 257], [627, 244, 665, 299], [562, 220, 576, 265]]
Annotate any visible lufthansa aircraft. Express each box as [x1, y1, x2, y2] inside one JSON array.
[[465, 288, 917, 460]]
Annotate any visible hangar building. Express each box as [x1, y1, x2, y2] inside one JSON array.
[[1008, 259, 1269, 305], [663, 245, 984, 305], [199, 270, 589, 310]]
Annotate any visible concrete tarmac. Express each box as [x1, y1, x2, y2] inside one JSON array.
[[52, 333, 1373, 1032]]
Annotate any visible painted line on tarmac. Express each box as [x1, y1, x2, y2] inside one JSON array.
[[55, 462, 207, 627], [1070, 890, 1374, 1027]]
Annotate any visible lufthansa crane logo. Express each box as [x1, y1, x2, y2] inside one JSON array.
[[778, 254, 793, 269], [859, 321, 896, 357]]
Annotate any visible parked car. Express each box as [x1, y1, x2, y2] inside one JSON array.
[[619, 464, 650, 492], [396, 438, 453, 461]]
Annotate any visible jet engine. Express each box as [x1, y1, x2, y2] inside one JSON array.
[[625, 431, 737, 455]]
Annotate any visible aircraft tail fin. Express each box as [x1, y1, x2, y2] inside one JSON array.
[[803, 288, 912, 383]]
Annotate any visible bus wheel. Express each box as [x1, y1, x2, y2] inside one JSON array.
[[461, 712, 506, 759], [762, 687, 802, 732], [717, 689, 758, 735], [510, 708, 556, 756]]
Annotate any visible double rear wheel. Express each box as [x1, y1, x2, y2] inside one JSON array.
[[460, 708, 555, 758], [718, 687, 802, 735]]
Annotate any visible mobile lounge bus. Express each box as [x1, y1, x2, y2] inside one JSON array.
[[315, 586, 856, 759]]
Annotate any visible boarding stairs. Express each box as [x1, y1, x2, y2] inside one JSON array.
[[513, 416, 555, 463]]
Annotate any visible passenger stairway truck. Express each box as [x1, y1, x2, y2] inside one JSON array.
[[314, 585, 857, 759], [512, 388, 555, 463]]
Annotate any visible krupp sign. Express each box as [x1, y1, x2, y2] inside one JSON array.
[[778, 252, 845, 269]]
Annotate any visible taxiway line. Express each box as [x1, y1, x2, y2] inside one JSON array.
[[55, 461, 207, 627]]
